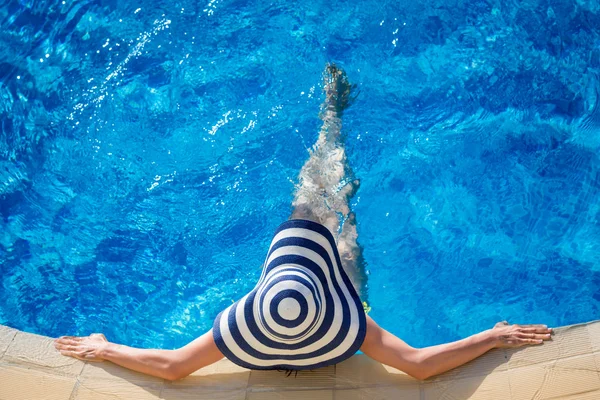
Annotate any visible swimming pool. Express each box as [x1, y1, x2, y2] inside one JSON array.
[[1, 0, 599, 350]]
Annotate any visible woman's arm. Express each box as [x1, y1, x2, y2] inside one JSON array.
[[54, 330, 223, 381], [360, 316, 552, 380]]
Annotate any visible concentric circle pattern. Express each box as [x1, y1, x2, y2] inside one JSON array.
[[213, 219, 367, 370]]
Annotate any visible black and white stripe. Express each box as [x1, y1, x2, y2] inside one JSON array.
[[213, 219, 367, 370]]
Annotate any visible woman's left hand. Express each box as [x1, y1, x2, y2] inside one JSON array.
[[490, 321, 553, 348], [54, 333, 109, 362]]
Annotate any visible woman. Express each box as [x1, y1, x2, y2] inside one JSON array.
[[54, 65, 552, 381]]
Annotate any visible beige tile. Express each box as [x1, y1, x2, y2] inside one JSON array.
[[587, 321, 600, 353], [422, 371, 509, 400], [79, 361, 164, 385], [506, 323, 593, 369], [335, 354, 417, 388], [248, 366, 336, 390], [166, 358, 250, 390], [161, 387, 246, 400], [246, 389, 333, 400], [72, 379, 162, 400], [430, 348, 508, 382], [0, 363, 77, 400], [3, 331, 85, 376], [202, 359, 250, 375], [0, 325, 18, 359], [508, 353, 600, 400], [74, 362, 164, 400], [334, 385, 420, 400], [545, 389, 600, 399]]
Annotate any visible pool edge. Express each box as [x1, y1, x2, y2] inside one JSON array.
[[0, 321, 599, 399]]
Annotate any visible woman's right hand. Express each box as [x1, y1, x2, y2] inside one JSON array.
[[54, 333, 110, 362], [490, 321, 553, 348]]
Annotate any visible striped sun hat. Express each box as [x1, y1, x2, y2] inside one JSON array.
[[213, 219, 367, 370]]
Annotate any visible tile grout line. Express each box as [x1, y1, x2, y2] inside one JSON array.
[[157, 376, 167, 399], [243, 367, 253, 400], [0, 330, 18, 360], [585, 324, 600, 380], [67, 372, 84, 400], [585, 324, 600, 385], [332, 362, 336, 399], [504, 348, 516, 400]]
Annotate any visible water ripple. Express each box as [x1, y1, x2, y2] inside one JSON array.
[[1, 0, 600, 348]]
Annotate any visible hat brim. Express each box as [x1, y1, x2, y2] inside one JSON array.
[[213, 219, 367, 370]]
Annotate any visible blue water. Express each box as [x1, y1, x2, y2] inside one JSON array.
[[1, 0, 600, 350]]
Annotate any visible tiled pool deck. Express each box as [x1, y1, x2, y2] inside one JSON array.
[[0, 321, 599, 399]]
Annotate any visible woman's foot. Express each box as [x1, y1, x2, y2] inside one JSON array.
[[323, 63, 353, 114]]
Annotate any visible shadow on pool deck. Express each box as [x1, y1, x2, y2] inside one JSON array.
[[0, 320, 599, 399]]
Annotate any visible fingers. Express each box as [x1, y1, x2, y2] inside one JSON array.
[[55, 336, 84, 344], [515, 325, 553, 341], [495, 322, 554, 348], [504, 323, 553, 335], [54, 334, 106, 362], [54, 337, 86, 352], [519, 326, 553, 334], [55, 344, 80, 352], [502, 323, 552, 330], [54, 338, 83, 347], [56, 345, 98, 360], [516, 332, 552, 341], [515, 324, 552, 331], [511, 330, 552, 347], [57, 336, 84, 341]]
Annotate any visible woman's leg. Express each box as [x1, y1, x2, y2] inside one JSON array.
[[290, 64, 367, 298], [290, 64, 351, 230], [337, 211, 368, 299]]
